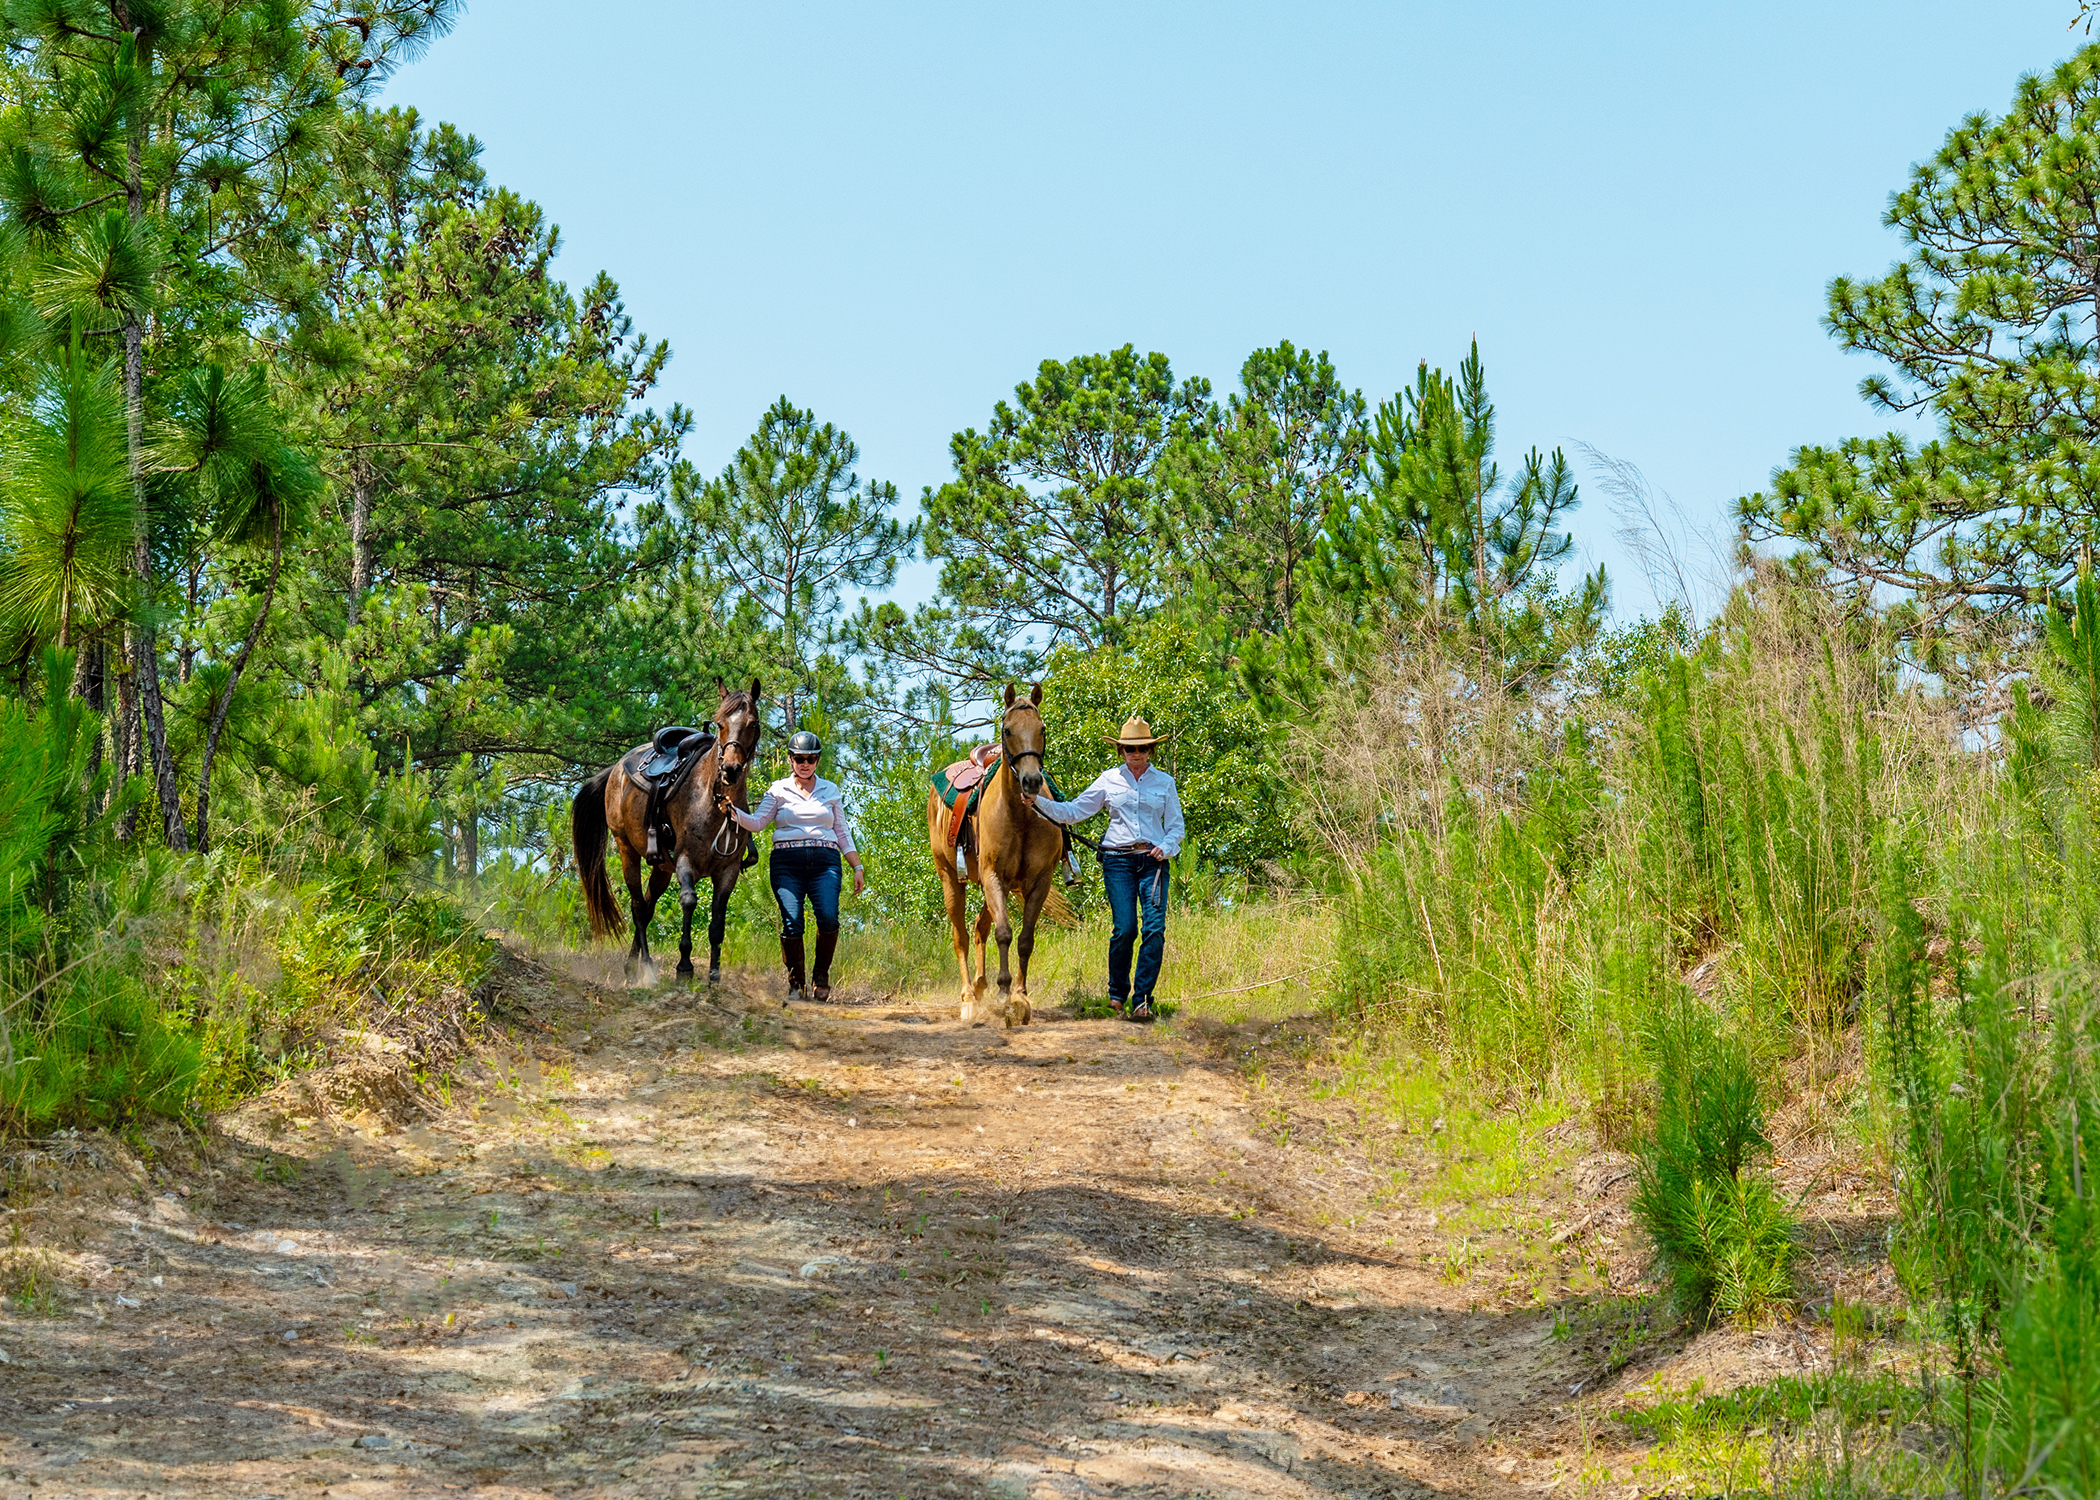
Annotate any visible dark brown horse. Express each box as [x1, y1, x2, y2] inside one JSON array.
[[573, 679, 764, 984], [927, 683, 1064, 1026]]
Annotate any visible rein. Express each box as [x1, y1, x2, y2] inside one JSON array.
[[702, 736, 754, 861], [994, 730, 1099, 851], [998, 730, 1047, 821]]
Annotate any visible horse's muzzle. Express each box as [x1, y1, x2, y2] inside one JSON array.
[[720, 758, 746, 783], [1019, 769, 1045, 797]]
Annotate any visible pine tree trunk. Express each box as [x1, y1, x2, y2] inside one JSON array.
[[124, 95, 186, 850], [115, 646, 139, 839], [348, 465, 373, 627], [461, 803, 478, 889], [79, 640, 104, 797], [193, 509, 282, 854]]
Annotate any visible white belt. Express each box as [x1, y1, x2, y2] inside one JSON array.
[[773, 837, 838, 851]]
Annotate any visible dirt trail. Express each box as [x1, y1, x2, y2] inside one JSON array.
[[0, 945, 1665, 1499]]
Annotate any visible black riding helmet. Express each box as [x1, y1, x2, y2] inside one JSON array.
[[787, 730, 822, 758]]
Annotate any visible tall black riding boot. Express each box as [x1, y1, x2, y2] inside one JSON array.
[[812, 929, 839, 1003], [781, 936, 806, 1007]]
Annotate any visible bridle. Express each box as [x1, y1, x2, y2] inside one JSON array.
[[707, 700, 761, 859], [1001, 710, 1047, 817]]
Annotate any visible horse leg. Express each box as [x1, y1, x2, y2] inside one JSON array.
[[981, 869, 1017, 1026], [621, 846, 650, 981], [634, 864, 672, 986], [973, 898, 994, 1013], [942, 868, 979, 1021], [675, 859, 698, 980], [707, 872, 733, 988], [1013, 873, 1053, 1028]]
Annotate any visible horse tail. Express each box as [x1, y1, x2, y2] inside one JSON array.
[[572, 768, 626, 939], [1040, 883, 1079, 929]]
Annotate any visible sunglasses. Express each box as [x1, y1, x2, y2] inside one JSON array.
[[790, 753, 819, 763]]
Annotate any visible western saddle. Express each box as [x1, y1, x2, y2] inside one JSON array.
[[639, 724, 713, 860]]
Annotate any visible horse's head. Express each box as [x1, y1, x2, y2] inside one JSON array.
[[713, 676, 763, 787], [1001, 682, 1047, 797]]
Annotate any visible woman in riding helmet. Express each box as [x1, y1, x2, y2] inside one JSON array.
[[725, 729, 866, 1003]]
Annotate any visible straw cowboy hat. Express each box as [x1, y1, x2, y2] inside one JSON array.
[[1107, 716, 1170, 749]]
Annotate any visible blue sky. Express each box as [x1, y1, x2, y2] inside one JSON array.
[[390, 2, 2081, 622]]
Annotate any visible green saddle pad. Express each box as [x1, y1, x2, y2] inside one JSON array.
[[929, 758, 1066, 814]]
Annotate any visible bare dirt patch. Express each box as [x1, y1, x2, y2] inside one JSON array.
[[0, 944, 1888, 1497]]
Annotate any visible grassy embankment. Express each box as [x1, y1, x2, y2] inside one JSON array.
[[1289, 576, 2100, 1497]]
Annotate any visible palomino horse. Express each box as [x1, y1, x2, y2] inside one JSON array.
[[573, 679, 764, 984], [928, 683, 1064, 1026]]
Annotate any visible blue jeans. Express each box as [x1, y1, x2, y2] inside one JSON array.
[[1101, 851, 1170, 1003], [769, 846, 841, 941]]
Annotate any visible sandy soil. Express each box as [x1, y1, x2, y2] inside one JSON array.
[[0, 943, 1873, 1499]]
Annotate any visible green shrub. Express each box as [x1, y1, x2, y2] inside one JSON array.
[[1985, 1257, 2100, 1496], [0, 650, 203, 1130], [1631, 997, 1796, 1322]]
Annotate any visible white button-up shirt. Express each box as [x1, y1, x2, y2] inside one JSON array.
[[1034, 765, 1186, 857], [729, 776, 858, 853]]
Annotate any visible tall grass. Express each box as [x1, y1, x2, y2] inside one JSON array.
[[1318, 578, 1922, 1094], [1306, 568, 2100, 1479]]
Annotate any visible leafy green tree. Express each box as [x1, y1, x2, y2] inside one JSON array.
[[1741, 46, 2100, 639], [676, 397, 915, 732], [1159, 341, 1366, 639], [857, 346, 1211, 704], [1039, 615, 1293, 875]]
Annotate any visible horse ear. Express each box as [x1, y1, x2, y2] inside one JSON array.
[[714, 675, 726, 701], [1029, 682, 1042, 706], [750, 676, 762, 702], [1003, 683, 1017, 709]]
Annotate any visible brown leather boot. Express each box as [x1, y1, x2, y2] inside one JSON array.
[[781, 936, 805, 1006], [812, 929, 839, 1002]]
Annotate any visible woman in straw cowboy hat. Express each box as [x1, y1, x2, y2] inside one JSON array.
[[1031, 716, 1186, 1023]]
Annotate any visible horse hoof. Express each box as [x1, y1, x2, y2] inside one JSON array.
[[707, 969, 721, 987]]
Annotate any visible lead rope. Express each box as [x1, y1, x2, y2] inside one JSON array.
[[710, 776, 746, 860]]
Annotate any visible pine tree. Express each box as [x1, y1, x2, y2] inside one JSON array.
[[1242, 342, 1600, 716], [0, 0, 456, 845], [153, 363, 318, 850], [276, 106, 690, 775], [1742, 46, 2100, 643], [0, 346, 134, 657], [857, 346, 1210, 706], [1159, 341, 1367, 640], [677, 398, 916, 732]]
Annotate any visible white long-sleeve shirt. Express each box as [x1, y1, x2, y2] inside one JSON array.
[[728, 776, 858, 854], [1034, 764, 1185, 857]]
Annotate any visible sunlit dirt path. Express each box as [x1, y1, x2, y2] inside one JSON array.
[[0, 944, 1623, 1499]]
